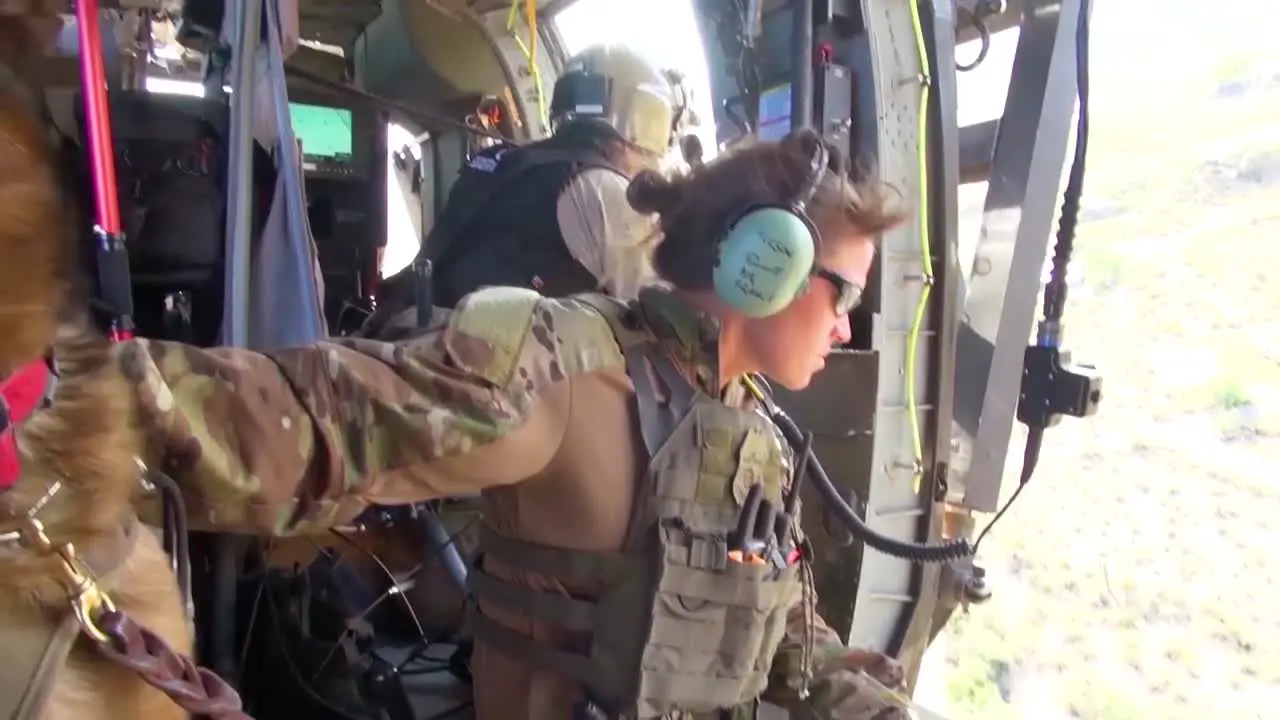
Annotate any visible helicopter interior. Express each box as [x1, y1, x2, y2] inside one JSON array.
[[3, 0, 1096, 716]]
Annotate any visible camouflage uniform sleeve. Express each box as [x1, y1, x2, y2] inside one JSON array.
[[764, 589, 912, 719], [114, 288, 622, 536]]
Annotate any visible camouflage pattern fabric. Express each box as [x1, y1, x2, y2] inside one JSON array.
[[113, 284, 910, 718], [765, 607, 910, 719], [113, 286, 622, 535]]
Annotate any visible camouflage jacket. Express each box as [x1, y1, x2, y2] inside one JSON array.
[[113, 286, 908, 719]]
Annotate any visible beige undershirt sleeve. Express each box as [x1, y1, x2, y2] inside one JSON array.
[[555, 168, 660, 300]]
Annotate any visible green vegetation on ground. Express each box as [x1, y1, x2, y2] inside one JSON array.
[[917, 6, 1280, 718]]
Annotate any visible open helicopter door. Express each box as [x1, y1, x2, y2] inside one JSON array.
[[687, 0, 963, 694]]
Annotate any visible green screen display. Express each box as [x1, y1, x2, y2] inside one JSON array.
[[289, 102, 353, 162]]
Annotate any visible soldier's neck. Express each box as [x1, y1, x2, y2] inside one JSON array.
[[716, 323, 752, 390], [668, 290, 754, 390]]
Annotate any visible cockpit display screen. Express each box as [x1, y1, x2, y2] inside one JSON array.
[[289, 102, 354, 167], [757, 84, 792, 142]]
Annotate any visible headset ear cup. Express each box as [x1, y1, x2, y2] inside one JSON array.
[[714, 207, 817, 318]]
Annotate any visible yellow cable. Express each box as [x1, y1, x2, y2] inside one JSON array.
[[735, 10, 932, 498], [905, 1, 933, 494], [524, 0, 547, 124], [506, 0, 548, 129]]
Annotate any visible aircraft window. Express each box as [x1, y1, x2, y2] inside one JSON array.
[[144, 77, 207, 97], [551, 0, 718, 162], [290, 102, 354, 162], [384, 122, 423, 278]]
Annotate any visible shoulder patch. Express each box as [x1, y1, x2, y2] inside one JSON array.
[[467, 154, 499, 172], [525, 297, 626, 384], [444, 287, 543, 386], [444, 289, 628, 393]]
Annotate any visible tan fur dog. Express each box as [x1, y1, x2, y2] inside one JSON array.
[[0, 41, 191, 720]]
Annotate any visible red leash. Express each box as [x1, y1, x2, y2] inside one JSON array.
[[76, 0, 133, 342]]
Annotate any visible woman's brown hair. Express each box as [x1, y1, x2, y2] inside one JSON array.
[[626, 128, 907, 292]]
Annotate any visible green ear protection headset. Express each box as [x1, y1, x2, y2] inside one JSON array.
[[712, 137, 831, 318]]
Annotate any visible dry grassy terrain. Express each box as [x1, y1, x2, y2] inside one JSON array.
[[916, 6, 1280, 718]]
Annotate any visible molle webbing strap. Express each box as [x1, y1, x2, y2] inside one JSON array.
[[6, 615, 82, 720], [574, 295, 698, 457], [476, 524, 632, 585], [469, 569, 598, 631], [465, 604, 609, 693]]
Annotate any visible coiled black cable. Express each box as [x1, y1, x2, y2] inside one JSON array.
[[740, 376, 974, 563], [769, 404, 974, 563], [1040, 0, 1090, 339], [973, 0, 1091, 555], [956, 7, 991, 72]]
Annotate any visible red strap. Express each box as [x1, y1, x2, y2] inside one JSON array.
[[0, 434, 19, 491], [0, 360, 52, 490]]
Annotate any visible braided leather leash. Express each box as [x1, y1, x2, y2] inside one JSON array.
[[95, 609, 252, 720]]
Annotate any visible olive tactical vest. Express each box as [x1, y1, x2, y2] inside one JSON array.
[[467, 295, 804, 718]]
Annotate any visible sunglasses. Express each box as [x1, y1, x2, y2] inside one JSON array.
[[813, 268, 864, 315]]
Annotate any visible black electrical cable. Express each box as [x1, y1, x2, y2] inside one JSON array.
[[262, 561, 476, 720], [767, 404, 974, 563], [711, 0, 760, 138], [974, 0, 1090, 555], [262, 571, 375, 720], [1041, 2, 1090, 337], [956, 8, 991, 72], [723, 96, 750, 136], [330, 528, 428, 638], [738, 45, 762, 134]]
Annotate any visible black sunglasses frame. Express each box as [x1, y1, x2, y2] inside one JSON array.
[[813, 268, 864, 315]]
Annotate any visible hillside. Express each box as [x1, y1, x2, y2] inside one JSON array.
[[917, 3, 1280, 718]]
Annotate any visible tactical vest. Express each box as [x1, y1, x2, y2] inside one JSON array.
[[419, 135, 628, 309], [467, 296, 803, 718]]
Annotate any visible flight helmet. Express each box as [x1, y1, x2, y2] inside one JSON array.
[[549, 44, 686, 158]]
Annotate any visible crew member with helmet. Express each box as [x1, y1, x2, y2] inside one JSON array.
[[374, 43, 691, 336], [116, 128, 913, 719]]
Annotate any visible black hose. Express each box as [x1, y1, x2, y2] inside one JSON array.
[[975, 0, 1091, 554], [956, 9, 991, 72], [768, 407, 973, 563], [1039, 0, 1090, 344]]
